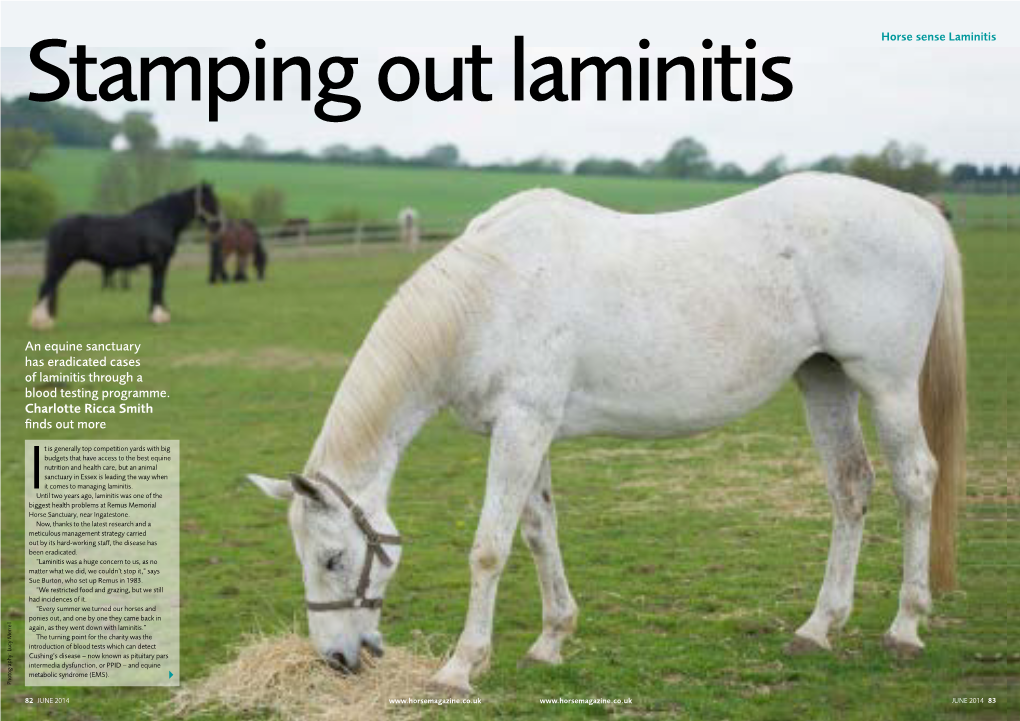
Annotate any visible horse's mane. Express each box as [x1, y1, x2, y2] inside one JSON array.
[[131, 187, 192, 217], [307, 234, 503, 474]]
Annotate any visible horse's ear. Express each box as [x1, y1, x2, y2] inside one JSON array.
[[289, 474, 326, 506], [247, 474, 294, 501]]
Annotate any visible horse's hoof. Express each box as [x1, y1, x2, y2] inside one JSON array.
[[28, 302, 54, 330], [517, 652, 562, 669], [518, 640, 564, 668], [427, 675, 473, 697], [783, 634, 829, 656], [150, 307, 171, 324], [881, 633, 923, 660]]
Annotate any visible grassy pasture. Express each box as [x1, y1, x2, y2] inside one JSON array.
[[30, 147, 1016, 231], [33, 147, 757, 224], [1, 221, 1014, 720]]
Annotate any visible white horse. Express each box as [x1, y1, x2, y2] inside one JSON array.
[[398, 207, 420, 251], [249, 172, 965, 695]]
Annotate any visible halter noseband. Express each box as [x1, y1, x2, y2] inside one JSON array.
[[194, 185, 221, 227], [294, 471, 402, 612]]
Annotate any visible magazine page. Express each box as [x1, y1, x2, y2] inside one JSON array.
[[1, 1, 1015, 719]]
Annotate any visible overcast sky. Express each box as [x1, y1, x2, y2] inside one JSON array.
[[2, 2, 1017, 170]]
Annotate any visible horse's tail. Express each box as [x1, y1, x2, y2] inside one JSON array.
[[920, 223, 967, 593]]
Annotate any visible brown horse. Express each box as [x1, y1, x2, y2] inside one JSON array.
[[210, 219, 267, 283]]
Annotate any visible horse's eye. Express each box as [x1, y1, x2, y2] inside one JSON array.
[[325, 552, 344, 572]]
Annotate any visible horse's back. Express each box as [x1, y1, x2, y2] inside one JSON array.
[[218, 220, 259, 254], [446, 175, 950, 437], [450, 188, 817, 435], [46, 212, 167, 266], [462, 175, 947, 345]]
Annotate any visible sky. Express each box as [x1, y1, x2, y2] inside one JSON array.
[[1, 2, 1017, 171]]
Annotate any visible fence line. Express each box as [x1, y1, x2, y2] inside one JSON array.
[[2, 197, 1014, 256], [0, 218, 472, 257], [944, 183, 1016, 233]]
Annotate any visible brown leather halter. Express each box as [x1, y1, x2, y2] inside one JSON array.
[[293, 471, 403, 612], [194, 185, 221, 227]]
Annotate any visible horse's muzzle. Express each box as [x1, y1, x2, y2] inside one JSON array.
[[327, 649, 359, 674]]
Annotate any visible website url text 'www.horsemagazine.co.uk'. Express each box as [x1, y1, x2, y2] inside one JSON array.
[[388, 696, 633, 706]]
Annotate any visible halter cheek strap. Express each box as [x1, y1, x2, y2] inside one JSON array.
[[194, 186, 221, 226], [294, 472, 403, 612]]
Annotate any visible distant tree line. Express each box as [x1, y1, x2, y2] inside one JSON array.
[[169, 131, 1019, 195], [1, 96, 118, 147], [802, 144, 1018, 196], [1, 124, 58, 238], [946, 162, 1018, 193], [93, 111, 195, 214], [192, 134, 467, 170], [214, 186, 288, 228]]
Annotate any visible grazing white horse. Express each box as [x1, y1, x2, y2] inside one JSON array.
[[398, 207, 420, 251], [250, 172, 965, 695]]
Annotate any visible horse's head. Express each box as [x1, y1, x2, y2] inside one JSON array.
[[195, 181, 223, 231], [247, 472, 402, 672]]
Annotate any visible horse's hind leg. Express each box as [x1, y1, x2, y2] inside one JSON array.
[[254, 241, 267, 280], [519, 455, 578, 666], [828, 348, 937, 658], [234, 251, 249, 282], [786, 355, 874, 654], [867, 385, 937, 657], [209, 242, 224, 283]]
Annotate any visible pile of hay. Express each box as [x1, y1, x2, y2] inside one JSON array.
[[162, 631, 444, 721]]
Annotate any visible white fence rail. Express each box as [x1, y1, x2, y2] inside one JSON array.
[[0, 218, 470, 257]]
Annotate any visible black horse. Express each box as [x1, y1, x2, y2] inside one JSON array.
[[30, 183, 221, 329]]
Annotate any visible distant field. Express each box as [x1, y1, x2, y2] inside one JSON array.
[[33, 147, 758, 224], [30, 148, 1017, 234]]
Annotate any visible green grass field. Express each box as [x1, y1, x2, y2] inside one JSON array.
[[30, 147, 1016, 230], [1, 220, 1014, 719], [33, 147, 758, 223]]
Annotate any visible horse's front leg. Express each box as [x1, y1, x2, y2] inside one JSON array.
[[519, 455, 578, 666], [149, 258, 171, 324], [30, 257, 74, 330], [430, 408, 555, 695]]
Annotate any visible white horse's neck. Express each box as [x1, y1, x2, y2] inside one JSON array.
[[303, 231, 495, 511], [307, 384, 441, 510]]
